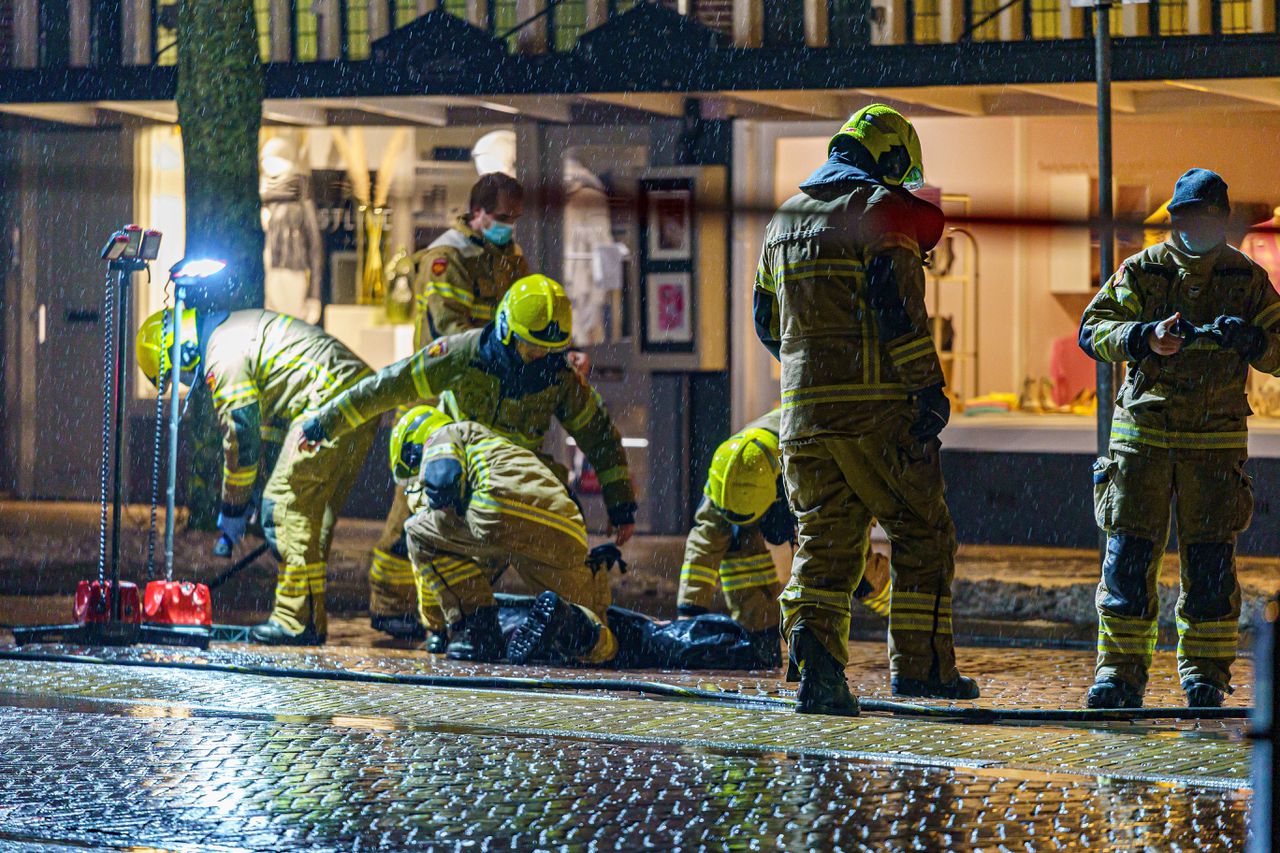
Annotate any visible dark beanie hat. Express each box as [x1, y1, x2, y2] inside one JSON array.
[[1167, 168, 1230, 216]]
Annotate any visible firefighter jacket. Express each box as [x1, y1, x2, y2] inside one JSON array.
[[753, 157, 945, 442], [202, 310, 372, 514], [406, 420, 588, 567], [413, 215, 530, 349], [308, 326, 637, 524], [1080, 241, 1280, 452], [680, 408, 784, 603]]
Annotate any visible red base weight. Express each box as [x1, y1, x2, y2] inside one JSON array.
[[74, 581, 142, 625], [143, 580, 212, 626]]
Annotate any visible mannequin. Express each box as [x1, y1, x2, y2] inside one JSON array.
[[471, 129, 517, 177], [562, 154, 618, 346], [260, 136, 323, 323]]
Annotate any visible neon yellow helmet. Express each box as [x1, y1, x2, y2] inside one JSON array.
[[704, 428, 782, 524], [136, 307, 199, 386], [830, 105, 925, 191], [495, 274, 573, 351], [389, 405, 454, 480]]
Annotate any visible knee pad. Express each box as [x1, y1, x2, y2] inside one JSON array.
[[1183, 541, 1235, 620], [1100, 533, 1154, 617]]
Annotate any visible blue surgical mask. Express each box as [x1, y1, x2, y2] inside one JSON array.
[[1175, 221, 1227, 256], [483, 221, 514, 246]]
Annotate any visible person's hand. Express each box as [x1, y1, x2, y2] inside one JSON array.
[[1212, 315, 1268, 360], [909, 384, 950, 441], [216, 511, 248, 546], [567, 350, 592, 378], [612, 522, 635, 547], [1147, 313, 1185, 357]]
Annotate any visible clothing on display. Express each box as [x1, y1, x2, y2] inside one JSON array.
[[260, 138, 324, 324]]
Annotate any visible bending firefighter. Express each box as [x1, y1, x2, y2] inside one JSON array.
[[370, 173, 531, 641], [1080, 168, 1280, 709], [300, 275, 635, 638], [754, 105, 978, 715], [390, 406, 616, 663], [137, 308, 377, 645], [679, 406, 891, 669]]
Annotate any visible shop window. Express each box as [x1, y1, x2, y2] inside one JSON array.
[[1157, 0, 1188, 34], [255, 0, 272, 61], [910, 0, 941, 43], [1028, 0, 1061, 38], [346, 0, 370, 58], [553, 0, 588, 50], [494, 0, 518, 39], [295, 0, 319, 61], [1219, 0, 1251, 32], [442, 0, 468, 20], [394, 0, 419, 28]]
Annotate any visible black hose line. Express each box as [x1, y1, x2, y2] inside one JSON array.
[[0, 649, 1252, 723]]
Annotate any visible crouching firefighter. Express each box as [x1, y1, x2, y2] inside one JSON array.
[[678, 406, 891, 669], [390, 405, 617, 664], [299, 274, 636, 651], [755, 105, 980, 716], [1080, 168, 1280, 709], [136, 308, 377, 645]]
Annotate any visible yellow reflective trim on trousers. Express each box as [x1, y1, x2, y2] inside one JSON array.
[[597, 466, 629, 487], [471, 493, 588, 549], [371, 549, 414, 583], [1110, 422, 1248, 450], [893, 591, 950, 608], [782, 383, 909, 409], [780, 585, 852, 615], [721, 570, 778, 592], [223, 467, 257, 487], [1177, 618, 1239, 635], [1256, 301, 1280, 330], [1179, 637, 1238, 656], [1099, 636, 1157, 656], [680, 563, 719, 584], [722, 553, 775, 571], [426, 282, 475, 307], [890, 614, 953, 634]]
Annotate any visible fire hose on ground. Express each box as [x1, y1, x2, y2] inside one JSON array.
[[0, 649, 1251, 724]]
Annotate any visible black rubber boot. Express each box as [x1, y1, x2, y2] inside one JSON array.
[[1184, 679, 1227, 708], [747, 628, 782, 669], [370, 613, 427, 641], [422, 629, 449, 654], [892, 674, 981, 700], [789, 626, 859, 717], [445, 606, 505, 662], [250, 619, 326, 646], [1085, 677, 1144, 709], [508, 591, 600, 664]]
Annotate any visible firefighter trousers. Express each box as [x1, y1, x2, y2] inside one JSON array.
[[1092, 446, 1251, 692], [261, 418, 378, 637], [780, 423, 958, 681]]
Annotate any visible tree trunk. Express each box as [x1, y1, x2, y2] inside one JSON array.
[[176, 0, 264, 529]]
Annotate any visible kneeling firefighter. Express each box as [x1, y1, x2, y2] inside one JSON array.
[[300, 275, 635, 650], [678, 406, 891, 669], [136, 308, 378, 645], [391, 405, 616, 664], [1080, 168, 1280, 709]]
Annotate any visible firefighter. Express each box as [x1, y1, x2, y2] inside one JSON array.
[[136, 308, 377, 645], [754, 105, 979, 716], [678, 406, 891, 669], [1080, 168, 1280, 709], [369, 172, 530, 644], [389, 405, 616, 663], [299, 274, 636, 617]]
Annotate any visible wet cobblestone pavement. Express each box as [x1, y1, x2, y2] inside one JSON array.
[[0, 640, 1258, 850]]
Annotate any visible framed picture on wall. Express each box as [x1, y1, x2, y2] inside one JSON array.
[[643, 272, 693, 346], [646, 189, 692, 261]]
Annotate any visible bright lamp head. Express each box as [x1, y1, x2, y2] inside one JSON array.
[[170, 258, 227, 283]]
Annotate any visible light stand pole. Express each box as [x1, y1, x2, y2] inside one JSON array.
[[1094, 0, 1118, 555], [164, 286, 185, 580]]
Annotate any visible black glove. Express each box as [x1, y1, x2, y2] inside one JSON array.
[[586, 543, 628, 575], [301, 417, 328, 444], [1212, 315, 1268, 360], [422, 458, 466, 514], [909, 384, 950, 441]]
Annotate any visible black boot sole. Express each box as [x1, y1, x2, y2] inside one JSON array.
[[892, 676, 980, 701], [370, 615, 427, 641], [507, 592, 564, 665]]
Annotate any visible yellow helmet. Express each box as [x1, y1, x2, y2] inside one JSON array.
[[829, 105, 925, 191], [389, 405, 454, 480], [704, 428, 782, 524], [136, 307, 199, 386], [495, 274, 573, 351]]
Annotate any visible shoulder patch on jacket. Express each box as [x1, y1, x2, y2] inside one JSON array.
[[431, 256, 448, 276], [427, 339, 448, 358]]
